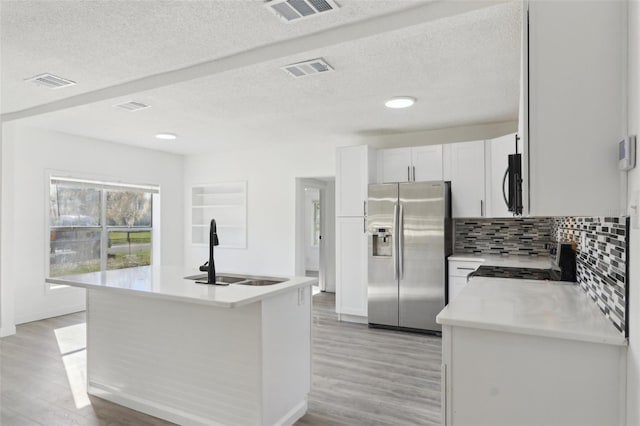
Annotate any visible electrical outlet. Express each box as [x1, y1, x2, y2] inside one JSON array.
[[298, 288, 305, 306]]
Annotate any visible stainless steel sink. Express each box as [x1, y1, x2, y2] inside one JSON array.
[[184, 274, 284, 286]]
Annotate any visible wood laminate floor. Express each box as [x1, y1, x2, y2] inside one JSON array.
[[0, 292, 442, 425]]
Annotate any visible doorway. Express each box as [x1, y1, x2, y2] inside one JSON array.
[[295, 177, 335, 294]]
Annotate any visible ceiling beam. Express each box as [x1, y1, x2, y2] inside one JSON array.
[[1, 0, 510, 122]]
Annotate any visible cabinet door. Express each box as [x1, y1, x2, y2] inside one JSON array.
[[450, 141, 486, 218], [336, 146, 369, 216], [335, 217, 368, 317], [412, 145, 443, 182], [380, 147, 412, 183], [527, 1, 625, 216]]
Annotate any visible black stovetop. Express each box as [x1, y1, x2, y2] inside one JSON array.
[[469, 265, 561, 281]]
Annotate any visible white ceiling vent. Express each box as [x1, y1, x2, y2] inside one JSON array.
[[266, 0, 339, 22], [113, 101, 152, 112], [282, 58, 333, 78], [25, 73, 76, 89]]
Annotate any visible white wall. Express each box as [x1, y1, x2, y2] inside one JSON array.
[[627, 1, 640, 423], [184, 140, 342, 277], [1, 125, 184, 327]]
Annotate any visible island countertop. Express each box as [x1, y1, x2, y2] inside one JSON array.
[[436, 277, 626, 346], [45, 265, 317, 308]]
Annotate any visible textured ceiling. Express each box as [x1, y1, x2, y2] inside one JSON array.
[[1, 0, 425, 113], [2, 0, 521, 154]]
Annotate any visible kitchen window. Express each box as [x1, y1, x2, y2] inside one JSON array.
[[48, 176, 158, 278]]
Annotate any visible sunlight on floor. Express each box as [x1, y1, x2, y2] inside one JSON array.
[[54, 323, 90, 409], [312, 285, 321, 295]]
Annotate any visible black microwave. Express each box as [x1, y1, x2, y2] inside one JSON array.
[[502, 136, 523, 215]]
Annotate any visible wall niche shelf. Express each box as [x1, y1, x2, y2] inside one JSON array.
[[191, 182, 247, 248]]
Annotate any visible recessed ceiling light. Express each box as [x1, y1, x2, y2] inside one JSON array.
[[385, 97, 416, 109], [155, 133, 177, 140]]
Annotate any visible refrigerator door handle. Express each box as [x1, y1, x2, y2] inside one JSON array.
[[393, 203, 399, 279], [399, 203, 404, 279]]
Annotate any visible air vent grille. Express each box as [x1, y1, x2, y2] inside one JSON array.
[[282, 58, 334, 78], [113, 101, 152, 112], [25, 73, 76, 89], [266, 0, 339, 22]]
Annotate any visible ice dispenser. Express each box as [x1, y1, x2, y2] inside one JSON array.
[[372, 227, 393, 257]]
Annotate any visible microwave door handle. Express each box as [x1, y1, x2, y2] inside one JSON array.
[[502, 167, 510, 208], [392, 203, 399, 280]]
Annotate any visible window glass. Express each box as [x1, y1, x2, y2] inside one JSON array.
[[107, 230, 152, 271], [48, 178, 156, 279], [106, 191, 152, 227], [49, 229, 101, 277], [50, 181, 101, 227]]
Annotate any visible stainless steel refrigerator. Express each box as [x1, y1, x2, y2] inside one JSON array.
[[367, 181, 452, 333]]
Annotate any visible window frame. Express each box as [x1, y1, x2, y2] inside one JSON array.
[[45, 171, 159, 291]]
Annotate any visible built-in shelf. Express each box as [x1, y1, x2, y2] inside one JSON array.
[[191, 182, 247, 248]]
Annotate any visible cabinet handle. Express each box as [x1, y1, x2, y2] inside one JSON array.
[[363, 200, 367, 216], [480, 200, 484, 217], [363, 217, 366, 233], [457, 267, 476, 271], [413, 166, 416, 182], [407, 166, 410, 182]]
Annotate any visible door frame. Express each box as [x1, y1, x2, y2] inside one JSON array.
[[294, 177, 335, 292]]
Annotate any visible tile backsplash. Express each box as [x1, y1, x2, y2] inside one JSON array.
[[454, 216, 629, 337], [454, 218, 552, 256], [553, 217, 629, 336]]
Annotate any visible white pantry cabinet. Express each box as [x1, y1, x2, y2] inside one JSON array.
[[335, 217, 368, 319], [445, 141, 486, 218], [378, 145, 443, 183], [336, 145, 376, 217], [525, 1, 626, 216]]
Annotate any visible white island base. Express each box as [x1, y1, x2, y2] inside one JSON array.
[[50, 267, 314, 426]]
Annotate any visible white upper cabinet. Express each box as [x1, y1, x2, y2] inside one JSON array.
[[412, 145, 444, 182], [379, 145, 443, 183], [525, 1, 626, 216], [336, 145, 376, 217], [447, 140, 486, 218], [380, 148, 412, 183]]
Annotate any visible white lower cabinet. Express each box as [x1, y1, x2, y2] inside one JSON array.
[[441, 325, 626, 426], [335, 216, 368, 320], [448, 259, 483, 303]]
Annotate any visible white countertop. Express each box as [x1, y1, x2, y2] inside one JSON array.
[[449, 253, 555, 269], [437, 277, 626, 346], [46, 266, 317, 308]]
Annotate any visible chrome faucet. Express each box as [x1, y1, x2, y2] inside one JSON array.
[[199, 219, 220, 284]]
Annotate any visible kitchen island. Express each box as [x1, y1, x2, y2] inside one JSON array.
[[437, 277, 627, 426], [46, 266, 316, 426]]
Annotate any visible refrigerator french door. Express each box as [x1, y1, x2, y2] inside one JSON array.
[[368, 181, 451, 332]]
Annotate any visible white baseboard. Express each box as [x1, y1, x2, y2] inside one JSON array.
[[89, 382, 221, 426], [15, 304, 85, 325], [274, 400, 308, 426], [0, 324, 16, 337], [338, 313, 368, 324], [91, 382, 307, 426]]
